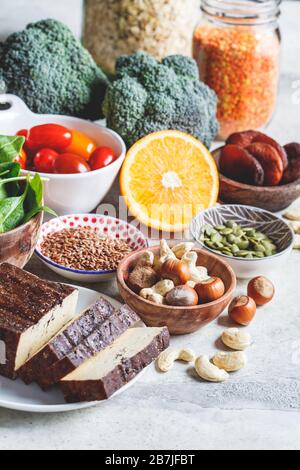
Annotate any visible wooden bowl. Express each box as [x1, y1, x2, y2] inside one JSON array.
[[0, 213, 43, 268], [117, 247, 236, 335], [213, 147, 300, 212]]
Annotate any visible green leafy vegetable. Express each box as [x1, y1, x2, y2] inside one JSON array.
[[0, 135, 25, 163], [0, 135, 56, 233]]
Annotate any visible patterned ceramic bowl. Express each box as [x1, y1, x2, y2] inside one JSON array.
[[190, 205, 294, 279], [35, 214, 148, 282]]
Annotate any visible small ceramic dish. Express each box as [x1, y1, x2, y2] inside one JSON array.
[[190, 204, 294, 279], [35, 214, 148, 282], [117, 246, 236, 335], [0, 94, 126, 216], [0, 212, 42, 268], [213, 147, 300, 212]]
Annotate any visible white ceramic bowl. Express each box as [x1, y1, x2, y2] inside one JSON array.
[[0, 94, 126, 215], [190, 205, 294, 279], [35, 214, 148, 283]]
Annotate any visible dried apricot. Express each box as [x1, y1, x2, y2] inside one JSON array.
[[226, 131, 260, 148], [227, 130, 288, 170], [282, 143, 300, 184], [219, 145, 264, 186], [246, 143, 283, 186]]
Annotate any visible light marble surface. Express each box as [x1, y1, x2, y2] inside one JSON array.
[[0, 1, 300, 451]]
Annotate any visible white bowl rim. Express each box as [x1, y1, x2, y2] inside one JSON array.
[[190, 204, 295, 262], [35, 214, 149, 275]]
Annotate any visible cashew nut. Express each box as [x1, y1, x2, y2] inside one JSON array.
[[212, 351, 247, 372], [222, 328, 252, 351], [172, 242, 195, 259], [294, 234, 300, 250], [182, 251, 209, 283], [283, 208, 300, 221], [135, 251, 155, 268], [154, 240, 177, 271], [157, 348, 196, 372], [195, 355, 229, 382], [289, 221, 300, 235], [140, 279, 175, 303]]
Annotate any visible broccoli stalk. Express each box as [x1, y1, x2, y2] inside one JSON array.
[[0, 19, 108, 120], [103, 52, 219, 149]]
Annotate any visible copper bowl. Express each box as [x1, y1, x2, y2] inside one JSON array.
[[0, 212, 43, 268], [213, 147, 300, 213], [117, 246, 236, 335]]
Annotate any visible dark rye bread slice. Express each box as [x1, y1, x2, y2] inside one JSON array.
[[18, 298, 115, 385], [0, 263, 78, 379], [60, 327, 170, 403], [36, 304, 140, 390]]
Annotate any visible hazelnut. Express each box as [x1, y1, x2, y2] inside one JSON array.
[[228, 295, 257, 326], [160, 259, 190, 286], [195, 277, 225, 304], [165, 285, 199, 307], [247, 276, 275, 306], [128, 266, 158, 293]]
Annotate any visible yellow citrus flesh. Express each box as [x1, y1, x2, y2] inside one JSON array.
[[120, 130, 219, 232]]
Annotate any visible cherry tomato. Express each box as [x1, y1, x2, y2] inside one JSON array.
[[14, 148, 27, 170], [34, 148, 59, 174], [89, 147, 117, 170], [65, 129, 96, 160], [16, 129, 31, 153], [25, 124, 72, 152], [54, 153, 91, 174]]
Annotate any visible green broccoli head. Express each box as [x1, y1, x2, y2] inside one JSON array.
[[0, 19, 108, 119], [103, 52, 219, 148]]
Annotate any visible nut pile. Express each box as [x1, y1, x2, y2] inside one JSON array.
[[201, 220, 278, 259], [157, 275, 275, 382], [84, 0, 200, 73], [219, 130, 300, 187], [193, 26, 280, 138], [127, 240, 226, 307], [41, 227, 133, 271]]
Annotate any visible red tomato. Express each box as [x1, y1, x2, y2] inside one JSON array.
[[14, 148, 27, 170], [89, 147, 117, 170], [25, 124, 72, 152], [65, 130, 97, 161], [34, 148, 59, 173], [16, 129, 29, 139], [54, 153, 91, 174]]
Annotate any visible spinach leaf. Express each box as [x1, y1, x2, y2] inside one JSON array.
[[23, 173, 57, 224], [0, 162, 21, 199], [0, 135, 25, 163], [0, 193, 26, 233]]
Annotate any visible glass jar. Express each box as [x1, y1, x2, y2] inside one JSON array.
[[193, 0, 281, 140], [84, 0, 201, 74]]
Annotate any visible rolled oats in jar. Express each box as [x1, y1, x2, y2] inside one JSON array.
[[84, 0, 201, 73], [193, 0, 281, 140]]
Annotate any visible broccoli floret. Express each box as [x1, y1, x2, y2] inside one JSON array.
[[0, 19, 108, 119], [103, 51, 219, 148]]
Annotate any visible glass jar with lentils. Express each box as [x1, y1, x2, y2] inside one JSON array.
[[193, 0, 281, 140]]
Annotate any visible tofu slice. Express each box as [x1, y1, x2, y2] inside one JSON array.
[[19, 297, 116, 385], [60, 327, 170, 403], [0, 263, 78, 379], [38, 304, 140, 390]]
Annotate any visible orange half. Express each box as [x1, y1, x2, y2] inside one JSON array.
[[120, 130, 219, 232]]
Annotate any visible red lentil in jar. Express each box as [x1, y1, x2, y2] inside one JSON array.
[[193, 0, 281, 140]]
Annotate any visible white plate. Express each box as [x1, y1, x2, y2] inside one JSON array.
[[0, 285, 144, 413]]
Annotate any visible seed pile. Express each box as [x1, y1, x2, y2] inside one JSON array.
[[193, 26, 280, 139], [201, 220, 278, 259], [41, 227, 133, 271]]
